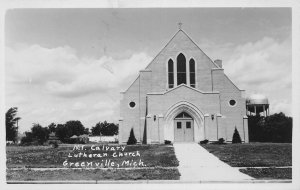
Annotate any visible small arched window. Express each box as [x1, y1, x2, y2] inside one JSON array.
[[189, 59, 196, 88], [175, 112, 192, 119], [177, 53, 186, 85], [168, 59, 174, 88]]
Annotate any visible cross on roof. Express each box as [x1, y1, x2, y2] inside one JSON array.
[[178, 22, 183, 30]]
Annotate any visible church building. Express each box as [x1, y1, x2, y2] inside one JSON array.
[[119, 27, 249, 144]]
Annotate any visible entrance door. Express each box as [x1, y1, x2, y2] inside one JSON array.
[[174, 112, 194, 142]]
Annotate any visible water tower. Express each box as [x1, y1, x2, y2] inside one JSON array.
[[246, 94, 269, 117]]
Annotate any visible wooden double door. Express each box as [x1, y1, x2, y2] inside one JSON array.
[[174, 119, 194, 142]]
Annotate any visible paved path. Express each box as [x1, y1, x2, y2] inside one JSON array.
[[173, 143, 254, 182]]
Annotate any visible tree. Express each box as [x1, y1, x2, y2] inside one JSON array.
[[65, 120, 85, 137], [248, 112, 292, 143], [55, 124, 68, 142], [127, 128, 137, 145], [91, 121, 118, 136], [248, 115, 263, 142], [232, 127, 242, 143], [48, 123, 56, 133], [258, 112, 292, 143], [84, 127, 90, 135], [21, 131, 34, 145], [20, 124, 50, 145], [31, 123, 50, 144], [6, 107, 21, 142]]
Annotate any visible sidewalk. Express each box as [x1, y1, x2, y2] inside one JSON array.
[[173, 143, 254, 182]]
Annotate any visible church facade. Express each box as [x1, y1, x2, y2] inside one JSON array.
[[119, 29, 249, 144]]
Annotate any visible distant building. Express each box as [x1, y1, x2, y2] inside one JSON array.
[[119, 28, 249, 144], [88, 135, 118, 143], [79, 134, 89, 144]]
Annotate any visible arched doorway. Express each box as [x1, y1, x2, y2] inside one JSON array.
[[164, 101, 205, 143], [174, 112, 194, 142]]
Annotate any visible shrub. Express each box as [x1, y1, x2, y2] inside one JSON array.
[[200, 139, 209, 144], [218, 138, 225, 144], [127, 128, 137, 145], [210, 138, 226, 145], [164, 140, 172, 145], [232, 127, 242, 143]]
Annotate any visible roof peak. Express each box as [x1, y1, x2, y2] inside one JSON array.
[[178, 22, 183, 30]]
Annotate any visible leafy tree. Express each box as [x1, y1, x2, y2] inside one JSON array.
[[232, 127, 242, 143], [48, 123, 56, 133], [65, 120, 85, 137], [91, 121, 118, 136], [6, 107, 21, 142], [248, 115, 263, 142], [20, 124, 50, 145], [21, 131, 34, 145], [55, 124, 68, 142], [258, 112, 292, 143], [248, 112, 292, 143], [31, 123, 50, 144], [84, 127, 90, 135], [127, 128, 137, 145]]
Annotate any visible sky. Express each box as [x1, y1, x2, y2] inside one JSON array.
[[5, 8, 292, 133]]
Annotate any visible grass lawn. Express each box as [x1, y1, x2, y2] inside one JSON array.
[[239, 168, 292, 180], [7, 144, 179, 168], [7, 168, 180, 181], [200, 143, 292, 167], [7, 144, 180, 181]]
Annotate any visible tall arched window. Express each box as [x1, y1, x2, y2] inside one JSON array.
[[177, 53, 186, 85], [189, 59, 196, 88], [168, 59, 174, 88]]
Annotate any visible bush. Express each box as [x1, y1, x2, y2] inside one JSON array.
[[164, 140, 172, 145], [232, 127, 242, 143], [210, 138, 226, 145], [200, 139, 209, 144], [127, 128, 137, 145], [218, 138, 225, 144]]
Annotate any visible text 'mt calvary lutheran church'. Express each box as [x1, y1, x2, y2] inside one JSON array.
[[119, 26, 249, 144]]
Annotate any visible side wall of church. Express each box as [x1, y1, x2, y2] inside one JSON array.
[[120, 70, 152, 144], [119, 77, 141, 144], [212, 69, 248, 142]]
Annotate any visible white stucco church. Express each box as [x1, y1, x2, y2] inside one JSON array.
[[119, 27, 249, 144]]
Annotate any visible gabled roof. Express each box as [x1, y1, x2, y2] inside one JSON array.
[[122, 29, 220, 93], [70, 135, 79, 138], [121, 29, 220, 93], [79, 134, 89, 138], [145, 29, 220, 70]]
